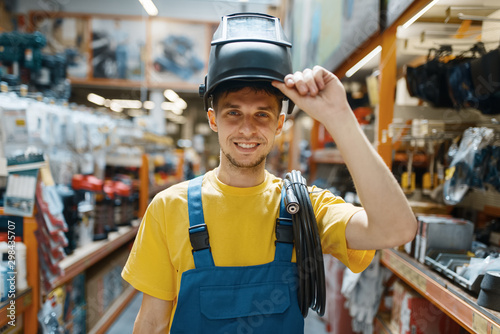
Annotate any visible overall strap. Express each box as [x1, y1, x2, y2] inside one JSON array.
[[187, 175, 215, 268], [274, 185, 294, 262]]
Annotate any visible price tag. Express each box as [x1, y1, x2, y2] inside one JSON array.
[[472, 313, 488, 334]]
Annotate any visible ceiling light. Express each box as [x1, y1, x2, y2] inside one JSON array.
[[161, 102, 183, 115], [87, 93, 105, 106], [402, 0, 440, 29], [138, 0, 158, 16], [345, 45, 382, 78], [143, 101, 155, 110], [164, 89, 179, 101], [110, 101, 123, 112], [111, 99, 142, 109], [174, 99, 187, 110]]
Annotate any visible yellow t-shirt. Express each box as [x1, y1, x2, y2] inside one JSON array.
[[122, 170, 374, 302]]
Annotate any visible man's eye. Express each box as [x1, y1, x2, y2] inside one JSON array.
[[228, 111, 239, 116], [257, 113, 270, 118]]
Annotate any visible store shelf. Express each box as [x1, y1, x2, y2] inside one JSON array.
[[381, 248, 500, 334], [0, 288, 32, 327], [52, 224, 139, 289], [106, 155, 143, 168], [88, 284, 138, 334], [374, 311, 397, 334], [310, 148, 345, 164]]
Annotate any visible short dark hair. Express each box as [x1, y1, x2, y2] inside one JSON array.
[[210, 80, 285, 113]]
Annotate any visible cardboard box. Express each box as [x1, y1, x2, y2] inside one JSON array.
[[391, 280, 463, 334], [415, 215, 474, 263]]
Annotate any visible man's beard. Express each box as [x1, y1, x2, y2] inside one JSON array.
[[221, 147, 267, 169]]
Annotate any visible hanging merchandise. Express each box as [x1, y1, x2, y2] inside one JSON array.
[[405, 46, 456, 108], [443, 127, 495, 205], [4, 152, 46, 217], [0, 89, 30, 157], [447, 44, 500, 115], [341, 252, 391, 334], [406, 42, 492, 114], [71, 174, 107, 244], [35, 180, 69, 292]]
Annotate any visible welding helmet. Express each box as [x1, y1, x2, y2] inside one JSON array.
[[199, 13, 294, 113]]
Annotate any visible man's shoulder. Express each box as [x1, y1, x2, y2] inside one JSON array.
[[152, 179, 190, 202]]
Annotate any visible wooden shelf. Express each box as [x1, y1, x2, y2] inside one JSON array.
[[381, 248, 500, 334], [52, 224, 139, 289], [88, 285, 138, 334], [0, 288, 32, 327], [106, 155, 143, 168]]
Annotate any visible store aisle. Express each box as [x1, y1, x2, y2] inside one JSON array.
[[106, 292, 142, 334]]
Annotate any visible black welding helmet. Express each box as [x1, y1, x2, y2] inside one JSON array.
[[199, 13, 294, 114]]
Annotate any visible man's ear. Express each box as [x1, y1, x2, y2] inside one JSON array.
[[207, 108, 218, 132], [275, 113, 285, 136]]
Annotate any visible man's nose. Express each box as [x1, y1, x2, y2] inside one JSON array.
[[238, 116, 257, 136]]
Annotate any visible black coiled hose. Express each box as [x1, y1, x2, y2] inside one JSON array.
[[284, 170, 326, 317]]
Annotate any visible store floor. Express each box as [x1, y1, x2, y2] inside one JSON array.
[[106, 292, 330, 333]]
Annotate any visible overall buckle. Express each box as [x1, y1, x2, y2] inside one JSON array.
[[275, 218, 294, 244], [189, 224, 210, 252]]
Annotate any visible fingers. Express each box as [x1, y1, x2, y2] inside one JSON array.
[[282, 66, 329, 97], [312, 65, 326, 90]]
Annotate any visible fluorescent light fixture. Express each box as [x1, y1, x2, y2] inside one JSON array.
[[174, 99, 187, 110], [164, 89, 179, 101], [110, 101, 123, 112], [138, 0, 158, 16], [345, 45, 382, 78], [161, 102, 183, 115], [143, 101, 155, 110], [402, 0, 440, 29], [87, 93, 105, 106], [111, 99, 142, 109]]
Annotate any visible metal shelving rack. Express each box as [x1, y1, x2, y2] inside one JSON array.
[[381, 248, 500, 334]]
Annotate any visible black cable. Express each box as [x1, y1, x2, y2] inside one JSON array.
[[284, 170, 326, 317]]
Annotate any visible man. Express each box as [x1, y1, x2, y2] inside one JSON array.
[[122, 13, 417, 333]]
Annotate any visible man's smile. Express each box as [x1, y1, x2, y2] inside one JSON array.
[[235, 142, 260, 149]]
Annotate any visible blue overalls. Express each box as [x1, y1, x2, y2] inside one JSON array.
[[169, 175, 304, 333]]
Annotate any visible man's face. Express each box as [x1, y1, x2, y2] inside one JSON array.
[[208, 87, 285, 169]]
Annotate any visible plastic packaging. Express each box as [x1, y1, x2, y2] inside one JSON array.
[[443, 127, 494, 205], [14, 237, 28, 291]]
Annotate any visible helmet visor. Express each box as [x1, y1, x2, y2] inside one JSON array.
[[212, 13, 291, 47]]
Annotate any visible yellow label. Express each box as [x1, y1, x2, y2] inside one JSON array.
[[472, 313, 488, 334], [423, 172, 431, 190], [445, 166, 456, 181], [15, 119, 26, 126]]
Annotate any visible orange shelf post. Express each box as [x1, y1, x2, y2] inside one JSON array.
[[23, 216, 39, 334], [377, 24, 397, 167], [138, 154, 149, 218]]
